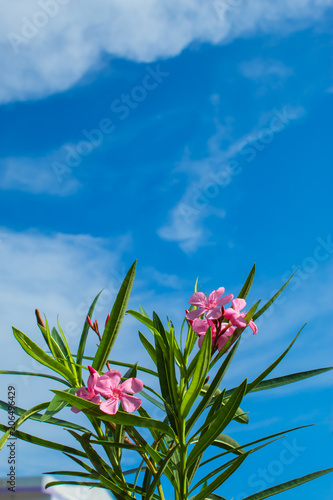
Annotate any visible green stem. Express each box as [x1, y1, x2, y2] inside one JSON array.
[[178, 420, 188, 500]]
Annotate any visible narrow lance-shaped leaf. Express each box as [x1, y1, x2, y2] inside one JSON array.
[[0, 423, 86, 458], [12, 327, 78, 386], [238, 263, 256, 299], [41, 388, 78, 422], [181, 330, 211, 419], [246, 326, 305, 394], [52, 390, 175, 437], [144, 446, 177, 500], [243, 367, 333, 394], [0, 370, 71, 387], [77, 289, 104, 385], [186, 340, 240, 435], [192, 452, 249, 500], [241, 468, 333, 500], [0, 402, 49, 450], [253, 270, 297, 321], [187, 379, 247, 469], [92, 261, 136, 372], [0, 399, 89, 432]]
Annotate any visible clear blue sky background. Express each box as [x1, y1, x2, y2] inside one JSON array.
[[0, 1, 332, 499]]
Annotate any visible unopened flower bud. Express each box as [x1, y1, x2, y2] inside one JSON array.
[[105, 314, 110, 328], [35, 309, 46, 328], [86, 315, 94, 329]]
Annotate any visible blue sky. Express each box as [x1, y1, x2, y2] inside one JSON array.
[[0, 1, 332, 498]]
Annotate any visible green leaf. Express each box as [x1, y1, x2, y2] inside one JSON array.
[[78, 355, 158, 377], [246, 326, 305, 395], [187, 379, 247, 469], [204, 495, 228, 500], [140, 389, 166, 412], [0, 400, 89, 433], [45, 471, 95, 479], [181, 330, 211, 419], [144, 446, 177, 500], [241, 468, 333, 500], [12, 327, 78, 386], [191, 433, 245, 456], [192, 452, 249, 500], [41, 388, 78, 422], [0, 370, 71, 386], [245, 367, 333, 394], [92, 261, 136, 372], [57, 318, 77, 377], [253, 270, 297, 321], [186, 340, 239, 435], [52, 390, 175, 437], [0, 402, 48, 450], [51, 327, 69, 360], [153, 314, 178, 431], [238, 263, 256, 299], [39, 317, 69, 369], [0, 423, 86, 457], [139, 331, 157, 365], [200, 425, 312, 467], [127, 310, 156, 332], [77, 289, 104, 385]]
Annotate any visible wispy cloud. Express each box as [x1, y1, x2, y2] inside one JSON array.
[[0, 152, 81, 196], [0, 0, 331, 103], [239, 58, 293, 81], [158, 103, 304, 253]]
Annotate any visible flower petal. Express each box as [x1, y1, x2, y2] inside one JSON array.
[[119, 377, 143, 395], [188, 292, 207, 307], [205, 307, 222, 320], [90, 395, 101, 405], [120, 394, 142, 413], [100, 398, 119, 415], [232, 298, 246, 312], [71, 406, 81, 414], [208, 287, 225, 303], [186, 308, 206, 321], [87, 366, 100, 394], [216, 293, 234, 307], [217, 334, 230, 351], [249, 320, 258, 334], [75, 387, 90, 399], [192, 319, 208, 335], [95, 370, 122, 397]]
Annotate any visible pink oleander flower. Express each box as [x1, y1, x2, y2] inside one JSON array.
[[224, 298, 258, 334], [186, 287, 233, 321], [71, 366, 101, 413], [192, 318, 236, 351], [95, 370, 143, 415]]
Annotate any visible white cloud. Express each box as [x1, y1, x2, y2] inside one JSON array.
[[0, 0, 331, 104], [0, 153, 81, 196]]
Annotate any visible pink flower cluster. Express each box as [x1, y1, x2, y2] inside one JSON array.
[[186, 288, 257, 353], [71, 366, 143, 415]]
